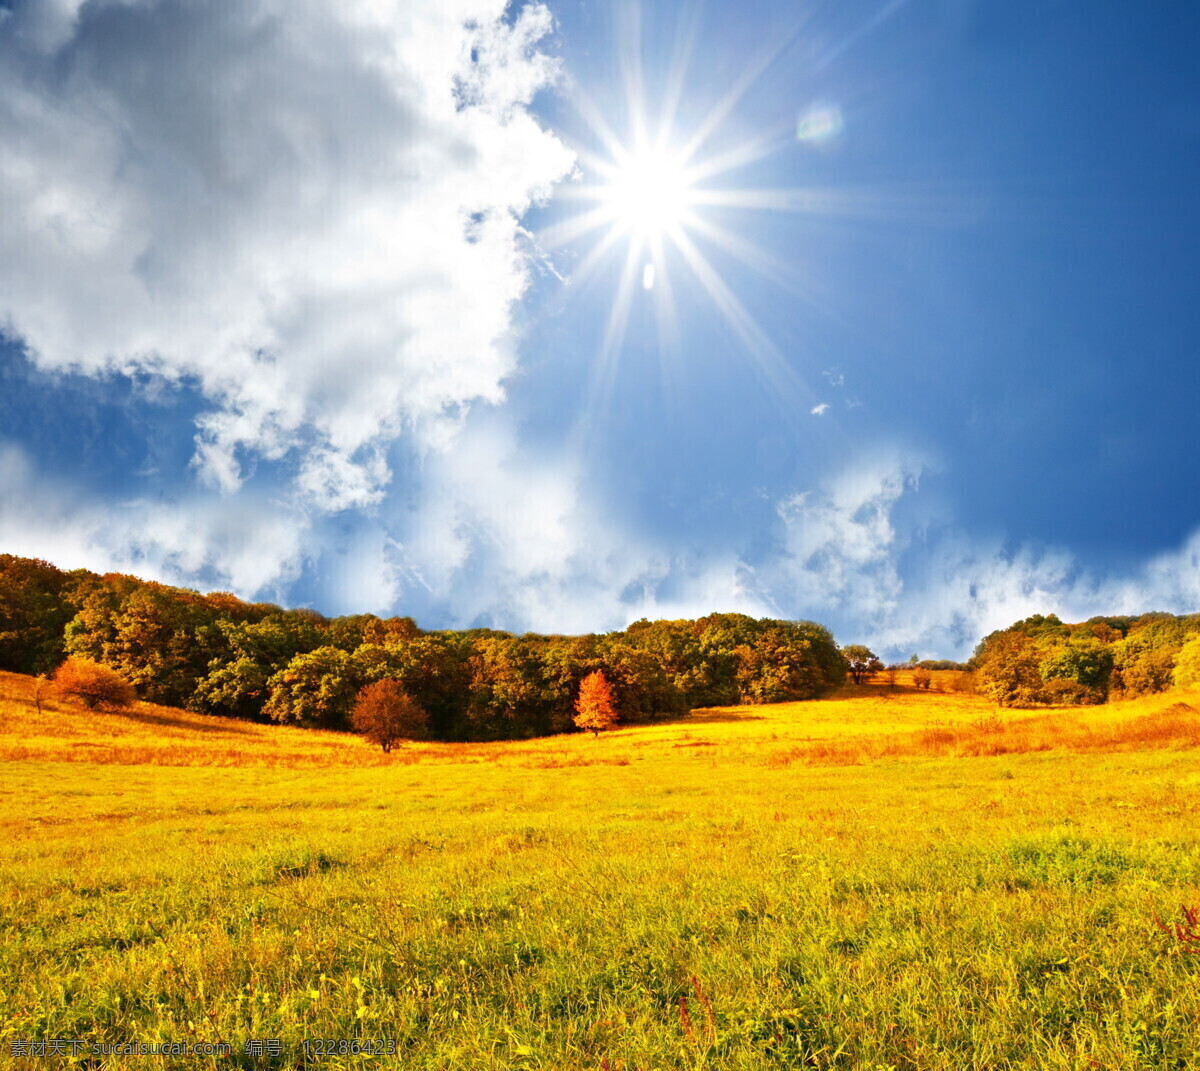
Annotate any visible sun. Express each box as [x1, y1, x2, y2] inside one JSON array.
[[536, 6, 851, 404], [600, 144, 695, 240]]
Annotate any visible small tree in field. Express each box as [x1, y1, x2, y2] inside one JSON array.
[[34, 674, 49, 713], [911, 666, 932, 690], [351, 679, 428, 753], [53, 657, 136, 711], [574, 670, 618, 736], [841, 645, 883, 685]]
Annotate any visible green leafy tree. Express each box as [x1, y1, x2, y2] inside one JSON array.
[[191, 656, 273, 721], [538, 634, 604, 733], [64, 581, 225, 706], [0, 555, 76, 674], [600, 639, 688, 721], [1037, 641, 1112, 704], [192, 613, 326, 719], [1109, 614, 1199, 696], [466, 636, 546, 738], [841, 645, 882, 685], [263, 646, 357, 729]]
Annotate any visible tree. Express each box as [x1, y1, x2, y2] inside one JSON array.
[[574, 670, 618, 735], [974, 631, 1043, 707], [351, 680, 428, 752], [263, 646, 357, 728], [0, 555, 76, 674], [841, 645, 882, 685], [911, 666, 932, 690], [1037, 641, 1112, 704], [1172, 636, 1200, 689], [53, 657, 136, 711]]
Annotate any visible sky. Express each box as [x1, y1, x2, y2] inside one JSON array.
[[2, 0, 1200, 660]]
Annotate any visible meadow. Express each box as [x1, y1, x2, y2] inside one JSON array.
[[3, 670, 1200, 1069]]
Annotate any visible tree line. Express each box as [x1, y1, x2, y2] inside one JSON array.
[[971, 611, 1200, 706], [0, 554, 848, 740]]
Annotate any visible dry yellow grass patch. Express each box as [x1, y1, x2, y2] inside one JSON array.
[[5, 668, 1200, 775]]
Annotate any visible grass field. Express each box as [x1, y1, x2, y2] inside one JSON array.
[[3, 670, 1200, 1069]]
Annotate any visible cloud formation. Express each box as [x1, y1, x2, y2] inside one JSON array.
[[0, 0, 572, 507], [765, 456, 1200, 659], [0, 443, 307, 597]]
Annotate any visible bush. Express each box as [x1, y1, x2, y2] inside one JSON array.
[[53, 657, 136, 710], [911, 667, 932, 690], [1040, 677, 1101, 706], [944, 671, 976, 695]]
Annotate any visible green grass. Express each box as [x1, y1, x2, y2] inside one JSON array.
[[3, 676, 1200, 1068]]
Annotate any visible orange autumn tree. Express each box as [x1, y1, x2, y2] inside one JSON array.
[[574, 670, 618, 736], [351, 679, 428, 753], [53, 657, 136, 711]]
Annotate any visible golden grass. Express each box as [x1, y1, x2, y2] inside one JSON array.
[[5, 668, 1199, 772], [5, 670, 1200, 1068]]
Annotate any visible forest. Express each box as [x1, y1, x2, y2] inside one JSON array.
[[7, 553, 1199, 740], [972, 611, 1200, 705], [0, 554, 847, 740]]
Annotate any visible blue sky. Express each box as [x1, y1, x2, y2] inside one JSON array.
[[2, 0, 1200, 659]]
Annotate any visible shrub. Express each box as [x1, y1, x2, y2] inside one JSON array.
[[911, 667, 932, 690], [944, 671, 976, 694], [1041, 677, 1101, 706], [350, 680, 428, 752], [53, 657, 136, 710]]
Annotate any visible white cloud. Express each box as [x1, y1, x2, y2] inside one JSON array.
[[0, 443, 307, 598], [6, 410, 1200, 656], [767, 455, 1200, 659], [768, 457, 916, 622], [810, 402, 830, 415], [0, 0, 573, 510], [387, 411, 771, 632], [0, 0, 772, 630]]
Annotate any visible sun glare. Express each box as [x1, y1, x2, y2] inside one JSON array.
[[539, 7, 862, 413], [601, 146, 694, 238]]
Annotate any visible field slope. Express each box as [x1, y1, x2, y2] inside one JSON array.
[[3, 670, 1200, 1069]]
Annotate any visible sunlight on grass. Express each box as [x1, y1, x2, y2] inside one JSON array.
[[4, 669, 1200, 1068]]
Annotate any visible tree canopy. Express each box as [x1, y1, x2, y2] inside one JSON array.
[[0, 556, 848, 741], [841, 645, 883, 685], [972, 611, 1200, 706]]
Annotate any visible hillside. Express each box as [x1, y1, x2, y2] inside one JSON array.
[[5, 672, 1200, 1068], [4, 667, 1200, 769]]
